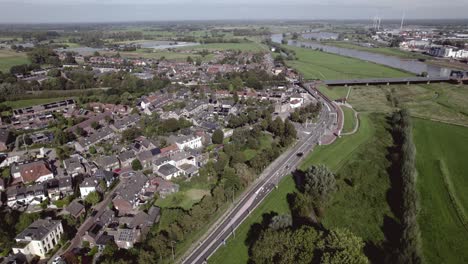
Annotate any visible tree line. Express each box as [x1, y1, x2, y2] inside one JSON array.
[[390, 109, 424, 264], [248, 165, 368, 264]]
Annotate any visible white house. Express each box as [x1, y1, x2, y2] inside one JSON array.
[[156, 164, 182, 180], [173, 135, 203, 150], [79, 177, 99, 199], [12, 219, 63, 261]]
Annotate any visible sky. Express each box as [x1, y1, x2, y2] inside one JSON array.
[[0, 0, 467, 23]]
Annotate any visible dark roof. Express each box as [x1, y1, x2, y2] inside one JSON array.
[[96, 234, 114, 246], [16, 219, 61, 241], [86, 223, 103, 239], [66, 200, 85, 217], [93, 169, 114, 182], [0, 129, 11, 144], [158, 164, 179, 176]]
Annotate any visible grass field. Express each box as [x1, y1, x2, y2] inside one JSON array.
[[284, 46, 411, 80], [317, 85, 349, 101], [320, 114, 395, 246], [155, 189, 211, 210], [413, 118, 468, 264], [0, 49, 30, 73], [155, 177, 215, 210], [102, 49, 213, 62], [210, 114, 389, 263], [1, 97, 73, 109], [180, 42, 268, 52], [243, 134, 274, 161], [341, 106, 356, 134], [320, 41, 432, 60], [346, 83, 468, 126]]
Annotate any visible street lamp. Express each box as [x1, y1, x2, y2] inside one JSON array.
[[171, 241, 176, 262]]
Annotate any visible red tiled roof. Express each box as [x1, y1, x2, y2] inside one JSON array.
[[20, 161, 52, 183]]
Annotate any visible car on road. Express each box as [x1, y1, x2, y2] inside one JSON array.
[[296, 152, 304, 157], [52, 257, 66, 264]]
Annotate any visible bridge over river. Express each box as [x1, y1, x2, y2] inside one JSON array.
[[323, 76, 467, 87]]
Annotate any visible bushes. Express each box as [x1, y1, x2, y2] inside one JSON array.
[[391, 109, 424, 264]]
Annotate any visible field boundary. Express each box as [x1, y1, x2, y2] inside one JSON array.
[[411, 115, 468, 128], [437, 159, 468, 233]]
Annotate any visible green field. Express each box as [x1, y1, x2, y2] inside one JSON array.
[[0, 49, 30, 73], [155, 189, 210, 210], [413, 118, 468, 264], [320, 41, 432, 60], [210, 114, 388, 263], [180, 42, 268, 52], [1, 97, 73, 109], [317, 85, 349, 101], [341, 106, 356, 134], [320, 114, 395, 246], [243, 134, 274, 161], [285, 46, 411, 80], [102, 49, 213, 62], [346, 83, 468, 126]]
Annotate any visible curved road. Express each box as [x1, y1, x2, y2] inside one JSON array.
[[182, 84, 340, 264]]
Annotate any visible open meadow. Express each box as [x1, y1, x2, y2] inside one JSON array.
[[0, 49, 30, 73], [413, 118, 468, 264], [285, 46, 411, 80], [343, 83, 468, 126]]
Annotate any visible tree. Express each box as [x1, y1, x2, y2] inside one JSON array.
[[319, 228, 369, 264], [268, 215, 292, 230], [89, 146, 97, 154], [84, 191, 101, 206], [132, 159, 143, 171], [91, 121, 100, 130], [250, 226, 321, 264], [302, 165, 336, 210], [187, 56, 194, 64], [54, 129, 76, 145], [75, 126, 87, 137], [122, 127, 142, 142], [212, 129, 224, 144]]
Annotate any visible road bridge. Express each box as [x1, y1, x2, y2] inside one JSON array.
[[324, 76, 454, 87]]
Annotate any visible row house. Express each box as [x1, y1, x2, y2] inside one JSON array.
[[111, 114, 141, 132], [74, 127, 115, 152], [112, 172, 149, 216]]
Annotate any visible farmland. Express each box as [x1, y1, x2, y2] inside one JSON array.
[[284, 46, 411, 80], [180, 42, 269, 52], [413, 118, 468, 264], [0, 49, 30, 73]]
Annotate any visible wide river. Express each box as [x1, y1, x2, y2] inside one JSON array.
[[271, 34, 455, 77]]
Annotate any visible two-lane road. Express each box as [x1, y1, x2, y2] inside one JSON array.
[[183, 84, 339, 264]]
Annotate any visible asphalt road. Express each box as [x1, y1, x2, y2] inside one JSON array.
[[182, 84, 338, 264]]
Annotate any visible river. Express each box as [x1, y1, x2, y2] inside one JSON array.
[[271, 34, 454, 77]]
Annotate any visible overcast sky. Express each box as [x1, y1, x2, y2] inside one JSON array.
[[0, 0, 467, 23]]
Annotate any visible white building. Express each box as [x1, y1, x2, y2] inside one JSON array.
[[429, 46, 468, 59], [12, 219, 63, 261], [173, 135, 203, 150], [79, 177, 99, 199]]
